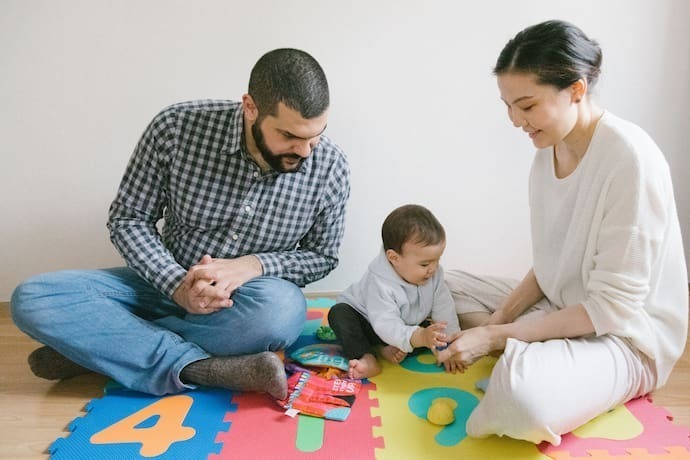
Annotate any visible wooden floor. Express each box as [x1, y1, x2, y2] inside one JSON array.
[[1, 301, 689, 459]]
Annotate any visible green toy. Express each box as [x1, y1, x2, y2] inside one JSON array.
[[315, 325, 337, 342]]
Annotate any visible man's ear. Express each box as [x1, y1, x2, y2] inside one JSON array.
[[242, 94, 259, 121], [570, 79, 587, 103]]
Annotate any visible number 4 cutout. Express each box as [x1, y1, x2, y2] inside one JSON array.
[[90, 394, 197, 457]]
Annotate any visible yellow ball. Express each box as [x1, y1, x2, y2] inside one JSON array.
[[426, 398, 457, 426]]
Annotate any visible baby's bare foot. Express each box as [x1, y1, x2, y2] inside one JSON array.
[[348, 353, 381, 379], [379, 345, 407, 364]]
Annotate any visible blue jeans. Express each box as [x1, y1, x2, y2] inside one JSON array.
[[10, 267, 306, 395]]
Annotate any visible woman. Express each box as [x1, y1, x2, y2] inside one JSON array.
[[439, 20, 688, 445]]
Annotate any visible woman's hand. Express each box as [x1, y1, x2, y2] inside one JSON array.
[[432, 346, 465, 373], [439, 305, 596, 368], [436, 326, 505, 369]]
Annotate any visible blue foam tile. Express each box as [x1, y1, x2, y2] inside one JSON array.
[[49, 386, 234, 460]]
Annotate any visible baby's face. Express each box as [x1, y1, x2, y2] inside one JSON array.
[[388, 240, 446, 286]]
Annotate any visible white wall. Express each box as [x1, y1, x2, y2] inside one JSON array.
[[1, 0, 689, 301]]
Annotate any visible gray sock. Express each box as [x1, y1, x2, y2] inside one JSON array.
[[28, 346, 92, 380], [181, 351, 287, 400]]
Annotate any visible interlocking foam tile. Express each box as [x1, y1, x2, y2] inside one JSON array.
[[288, 301, 331, 351], [540, 396, 690, 459], [211, 382, 383, 459], [49, 386, 234, 459], [306, 297, 338, 309], [370, 350, 551, 459], [210, 298, 384, 459]]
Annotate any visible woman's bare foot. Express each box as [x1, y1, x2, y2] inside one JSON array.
[[348, 353, 381, 379], [379, 345, 407, 364]]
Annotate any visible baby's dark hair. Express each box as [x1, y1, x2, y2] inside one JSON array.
[[382, 204, 446, 254]]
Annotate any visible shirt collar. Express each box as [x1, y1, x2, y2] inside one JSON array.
[[224, 103, 245, 156]]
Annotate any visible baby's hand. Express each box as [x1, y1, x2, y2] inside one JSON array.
[[412, 322, 448, 350]]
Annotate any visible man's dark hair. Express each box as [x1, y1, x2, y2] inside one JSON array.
[[493, 20, 602, 90], [382, 204, 446, 254], [248, 48, 329, 119]]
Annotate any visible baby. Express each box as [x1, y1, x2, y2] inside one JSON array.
[[328, 204, 461, 379]]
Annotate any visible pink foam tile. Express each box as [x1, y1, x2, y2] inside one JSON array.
[[539, 396, 690, 459], [210, 382, 383, 460]]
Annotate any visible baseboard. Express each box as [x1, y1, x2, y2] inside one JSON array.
[[303, 290, 340, 299]]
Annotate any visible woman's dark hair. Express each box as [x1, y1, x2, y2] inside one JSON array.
[[248, 48, 329, 119], [493, 20, 602, 90], [382, 204, 446, 254]]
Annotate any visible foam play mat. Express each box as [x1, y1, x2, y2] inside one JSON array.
[[49, 298, 690, 459]]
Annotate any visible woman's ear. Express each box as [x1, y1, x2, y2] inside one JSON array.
[[571, 78, 587, 103]]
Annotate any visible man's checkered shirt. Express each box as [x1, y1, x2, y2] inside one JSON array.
[[107, 100, 350, 297]]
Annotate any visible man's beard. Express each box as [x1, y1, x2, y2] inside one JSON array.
[[252, 121, 305, 173]]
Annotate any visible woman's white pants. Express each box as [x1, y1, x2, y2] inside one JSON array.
[[445, 269, 656, 445]]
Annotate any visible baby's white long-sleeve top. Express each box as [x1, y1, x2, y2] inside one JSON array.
[[337, 249, 460, 353], [530, 111, 688, 386]]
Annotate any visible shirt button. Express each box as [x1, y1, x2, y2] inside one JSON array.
[[245, 205, 252, 212], [232, 233, 239, 240], [253, 171, 259, 178]]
